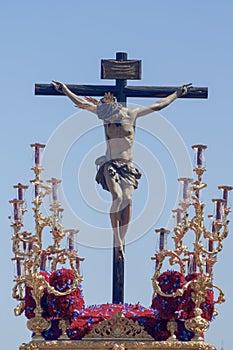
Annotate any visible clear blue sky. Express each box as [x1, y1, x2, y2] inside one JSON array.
[[1, 1, 232, 350]]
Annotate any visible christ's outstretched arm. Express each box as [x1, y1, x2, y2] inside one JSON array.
[[133, 83, 192, 118], [52, 81, 97, 114]]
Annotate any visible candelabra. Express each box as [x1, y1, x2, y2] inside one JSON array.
[[152, 144, 232, 341], [10, 143, 84, 341]]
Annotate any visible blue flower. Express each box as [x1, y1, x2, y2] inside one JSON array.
[[49, 300, 55, 307], [26, 306, 34, 313], [162, 299, 167, 310], [202, 303, 209, 310], [154, 323, 161, 331], [178, 330, 193, 341], [177, 297, 184, 304], [124, 308, 130, 313], [55, 310, 60, 317], [67, 329, 76, 336], [87, 317, 93, 326], [153, 309, 159, 316], [72, 310, 80, 319]]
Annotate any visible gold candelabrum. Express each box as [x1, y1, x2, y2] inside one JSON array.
[[10, 143, 84, 342], [152, 144, 232, 341]]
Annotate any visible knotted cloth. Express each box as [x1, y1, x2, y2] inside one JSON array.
[[96, 159, 141, 191], [96, 100, 123, 120]]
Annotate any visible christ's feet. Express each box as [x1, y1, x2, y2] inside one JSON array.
[[115, 244, 125, 261]]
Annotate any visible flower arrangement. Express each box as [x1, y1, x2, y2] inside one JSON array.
[[151, 271, 185, 320], [25, 269, 214, 341], [25, 269, 84, 320], [47, 269, 84, 318], [151, 271, 214, 322]]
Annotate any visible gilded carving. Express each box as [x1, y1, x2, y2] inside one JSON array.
[[84, 312, 153, 339], [19, 340, 216, 350]]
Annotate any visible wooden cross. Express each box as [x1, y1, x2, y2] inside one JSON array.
[[35, 52, 208, 305]]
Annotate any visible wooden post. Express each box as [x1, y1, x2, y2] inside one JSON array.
[[112, 52, 127, 304]]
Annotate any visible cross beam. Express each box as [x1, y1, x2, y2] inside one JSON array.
[[35, 52, 208, 305], [35, 84, 207, 99]]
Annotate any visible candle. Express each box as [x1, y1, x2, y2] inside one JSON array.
[[47, 178, 61, 202], [159, 229, 165, 251], [178, 178, 192, 202], [16, 259, 21, 276], [208, 239, 214, 252], [208, 222, 215, 252], [13, 183, 28, 203], [48, 257, 52, 271], [155, 255, 159, 269], [35, 184, 39, 198], [23, 241, 27, 251], [188, 256, 191, 274], [52, 182, 58, 202], [40, 252, 47, 271], [155, 228, 169, 251], [30, 143, 45, 166], [28, 242, 33, 252], [22, 232, 27, 252], [35, 146, 40, 165], [177, 209, 182, 224], [212, 199, 225, 221], [218, 185, 233, 208], [216, 201, 221, 220], [188, 254, 196, 274], [17, 183, 28, 200], [206, 223, 215, 274], [172, 208, 182, 225], [18, 187, 23, 201], [13, 201, 19, 221], [223, 189, 228, 207], [183, 179, 190, 200], [192, 255, 197, 272], [197, 147, 203, 166], [68, 231, 75, 251], [192, 144, 207, 168], [206, 258, 211, 274]]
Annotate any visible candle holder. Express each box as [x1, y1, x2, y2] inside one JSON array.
[[172, 208, 183, 225], [151, 144, 231, 341], [178, 177, 193, 203], [192, 144, 207, 169], [218, 185, 233, 215], [10, 143, 84, 342]]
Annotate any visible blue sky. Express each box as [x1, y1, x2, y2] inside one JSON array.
[[1, 1, 233, 350]]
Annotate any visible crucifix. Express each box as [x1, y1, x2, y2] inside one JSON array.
[[35, 52, 208, 304]]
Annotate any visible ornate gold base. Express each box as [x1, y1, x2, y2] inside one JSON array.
[[19, 340, 216, 350]]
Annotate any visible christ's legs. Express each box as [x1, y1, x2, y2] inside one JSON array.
[[119, 184, 134, 245], [103, 167, 124, 259]]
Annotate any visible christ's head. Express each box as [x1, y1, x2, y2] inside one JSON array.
[[97, 92, 123, 121]]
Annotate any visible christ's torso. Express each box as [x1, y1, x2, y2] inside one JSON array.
[[104, 119, 135, 162]]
